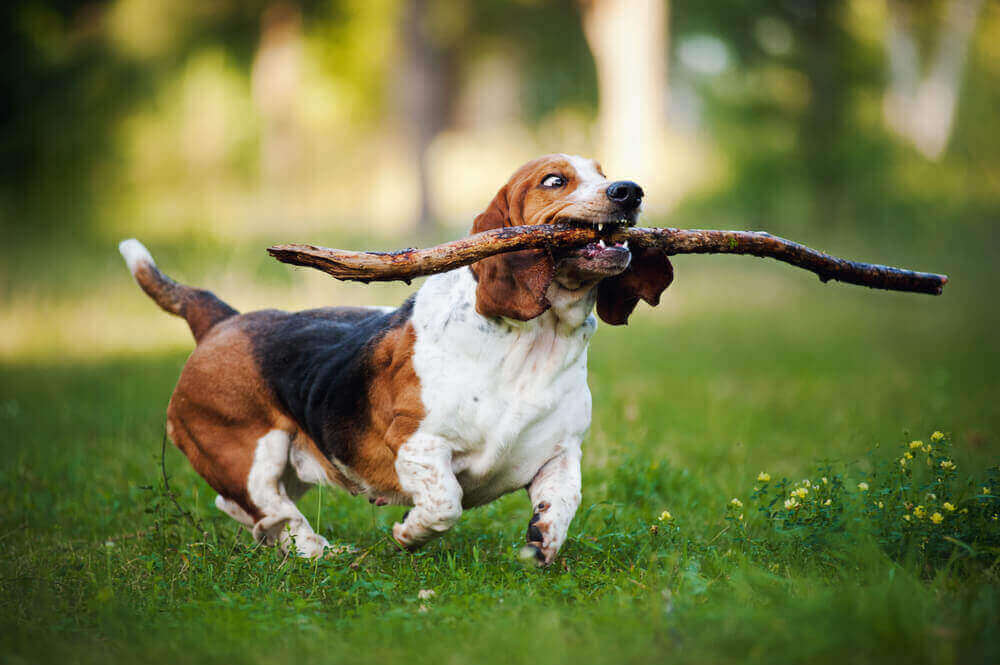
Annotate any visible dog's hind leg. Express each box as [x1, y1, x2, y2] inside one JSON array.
[[247, 429, 331, 558]]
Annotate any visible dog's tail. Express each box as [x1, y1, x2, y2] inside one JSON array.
[[119, 239, 238, 343]]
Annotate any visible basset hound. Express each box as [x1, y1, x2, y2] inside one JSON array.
[[119, 154, 672, 565]]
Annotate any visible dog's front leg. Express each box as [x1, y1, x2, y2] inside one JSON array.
[[392, 433, 463, 550], [524, 445, 582, 566]]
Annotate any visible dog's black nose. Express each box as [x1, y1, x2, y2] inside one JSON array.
[[605, 180, 644, 209]]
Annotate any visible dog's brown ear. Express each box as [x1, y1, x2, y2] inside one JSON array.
[[596, 247, 673, 325], [469, 186, 555, 321]]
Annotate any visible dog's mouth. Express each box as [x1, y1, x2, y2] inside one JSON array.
[[556, 210, 639, 232], [549, 213, 636, 277], [554, 225, 633, 279]]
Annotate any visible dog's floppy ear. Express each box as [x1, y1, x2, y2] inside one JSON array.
[[469, 185, 555, 321], [596, 247, 673, 325]]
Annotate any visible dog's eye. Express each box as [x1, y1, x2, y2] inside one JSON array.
[[541, 174, 566, 188]]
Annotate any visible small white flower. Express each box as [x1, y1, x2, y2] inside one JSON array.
[[418, 589, 436, 600]]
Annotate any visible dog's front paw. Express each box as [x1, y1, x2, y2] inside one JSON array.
[[392, 521, 423, 552], [523, 508, 558, 566]]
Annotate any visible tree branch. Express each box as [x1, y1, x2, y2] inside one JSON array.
[[267, 224, 948, 295]]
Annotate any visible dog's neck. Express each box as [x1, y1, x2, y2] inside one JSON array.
[[544, 277, 599, 332]]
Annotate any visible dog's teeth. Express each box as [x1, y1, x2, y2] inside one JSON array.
[[597, 223, 603, 232], [598, 239, 606, 248], [623, 240, 629, 249]]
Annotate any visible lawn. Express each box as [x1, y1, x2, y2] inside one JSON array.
[[1, 227, 998, 665]]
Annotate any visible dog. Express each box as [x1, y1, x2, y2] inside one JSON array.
[[119, 154, 672, 565]]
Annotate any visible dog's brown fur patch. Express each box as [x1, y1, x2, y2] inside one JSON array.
[[165, 321, 277, 520], [165, 314, 424, 516], [351, 321, 424, 493]]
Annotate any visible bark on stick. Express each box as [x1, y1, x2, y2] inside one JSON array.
[[267, 224, 948, 295]]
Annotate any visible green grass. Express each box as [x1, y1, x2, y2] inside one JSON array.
[[2, 234, 999, 665]]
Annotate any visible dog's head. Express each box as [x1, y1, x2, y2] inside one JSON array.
[[469, 154, 673, 325]]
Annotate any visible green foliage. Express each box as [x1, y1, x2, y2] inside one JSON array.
[[860, 433, 1000, 573], [718, 432, 1000, 579]]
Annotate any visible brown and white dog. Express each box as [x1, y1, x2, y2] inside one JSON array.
[[119, 154, 672, 565]]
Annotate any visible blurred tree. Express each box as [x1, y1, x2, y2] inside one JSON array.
[[795, 0, 850, 224], [883, 0, 985, 160], [400, 0, 452, 232], [673, 0, 871, 226], [393, 0, 597, 230], [0, 0, 292, 236], [253, 1, 304, 186], [580, 0, 669, 181]]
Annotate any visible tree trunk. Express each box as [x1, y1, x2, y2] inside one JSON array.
[[252, 1, 303, 187], [797, 0, 847, 225], [580, 0, 669, 181], [400, 0, 447, 232]]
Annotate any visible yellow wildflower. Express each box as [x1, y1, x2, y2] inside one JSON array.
[[940, 460, 956, 471], [649, 524, 659, 535], [909, 440, 923, 450], [904, 451, 914, 460], [823, 499, 832, 506], [922, 444, 932, 453], [821, 477, 829, 485], [930, 431, 944, 442], [803, 479, 811, 488], [738, 513, 744, 521], [784, 498, 799, 510], [983, 487, 991, 495], [730, 498, 743, 509], [902, 514, 911, 522], [757, 472, 771, 483], [791, 487, 809, 499], [877, 501, 884, 509], [930, 512, 944, 525], [900, 457, 908, 467], [913, 505, 926, 519], [943, 502, 956, 512], [857, 482, 869, 491], [658, 510, 673, 522]]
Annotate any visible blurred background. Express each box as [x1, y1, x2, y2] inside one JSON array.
[[1, 0, 998, 359]]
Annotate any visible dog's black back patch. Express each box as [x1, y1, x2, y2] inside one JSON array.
[[247, 298, 415, 466]]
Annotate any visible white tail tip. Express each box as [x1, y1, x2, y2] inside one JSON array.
[[118, 238, 155, 274]]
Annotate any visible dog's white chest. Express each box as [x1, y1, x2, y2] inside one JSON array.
[[409, 270, 594, 506]]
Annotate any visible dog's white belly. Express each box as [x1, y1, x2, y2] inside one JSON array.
[[409, 269, 594, 507], [451, 377, 591, 506]]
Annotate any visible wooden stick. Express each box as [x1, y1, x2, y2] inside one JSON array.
[[267, 224, 948, 295]]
